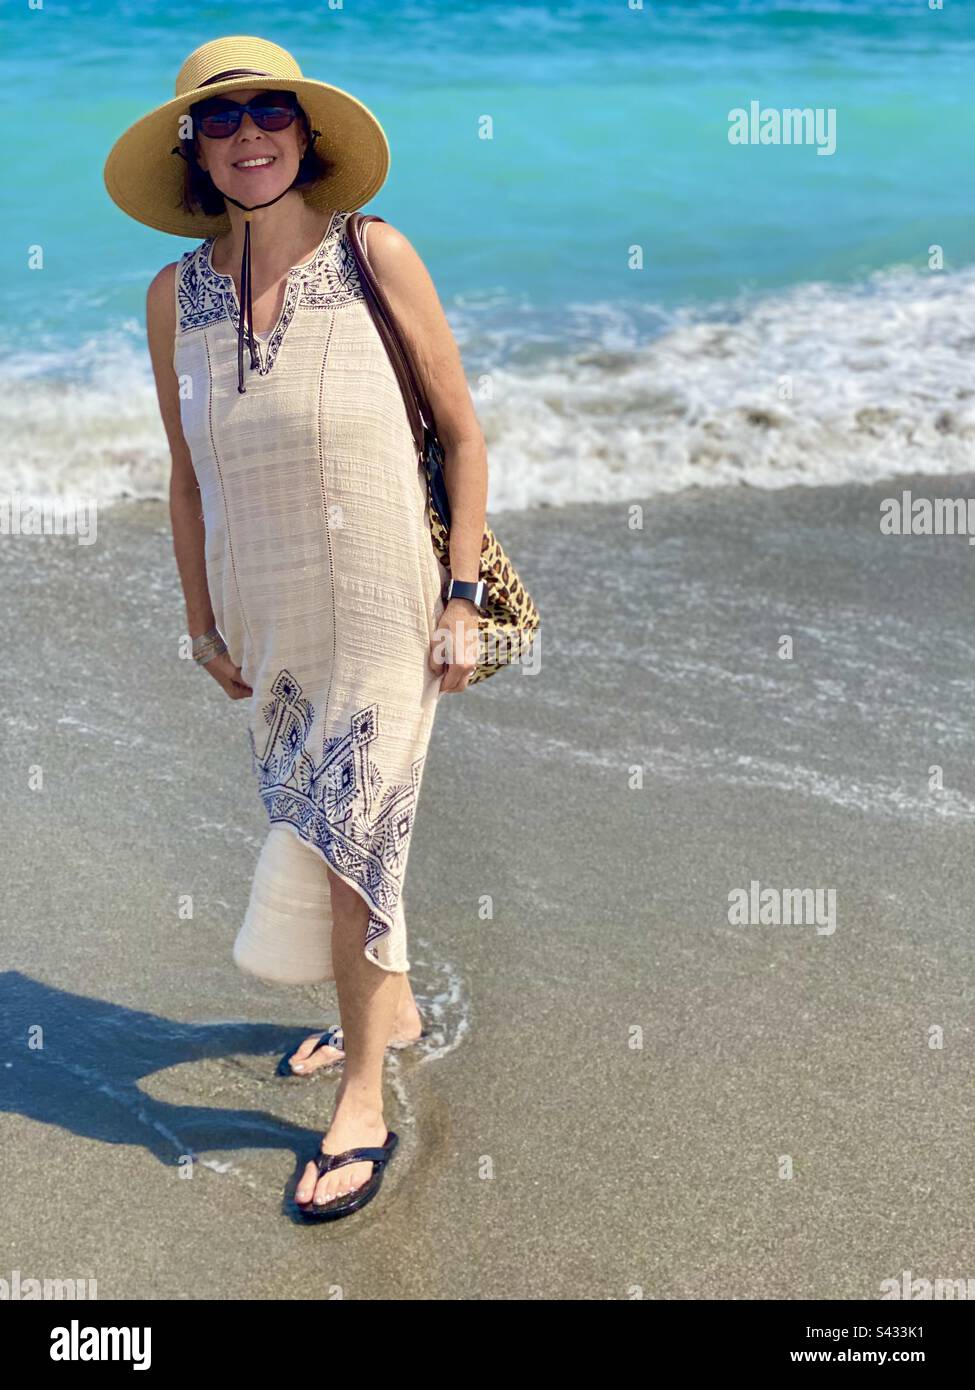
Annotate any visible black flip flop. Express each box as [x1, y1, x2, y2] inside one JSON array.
[[276, 1025, 346, 1077], [296, 1130, 399, 1222], [276, 1021, 430, 1077]]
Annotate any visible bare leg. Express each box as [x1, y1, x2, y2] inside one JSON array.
[[287, 967, 423, 1075], [295, 871, 401, 1206]]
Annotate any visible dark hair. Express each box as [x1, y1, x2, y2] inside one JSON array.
[[173, 91, 335, 217]]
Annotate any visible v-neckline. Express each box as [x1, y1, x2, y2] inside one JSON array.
[[202, 210, 338, 373]]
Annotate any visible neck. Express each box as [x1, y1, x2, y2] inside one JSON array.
[[211, 191, 332, 279]]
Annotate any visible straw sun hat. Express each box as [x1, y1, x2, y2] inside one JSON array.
[[104, 35, 390, 391], [103, 34, 390, 238]]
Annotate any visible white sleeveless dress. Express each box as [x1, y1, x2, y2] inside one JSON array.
[[173, 209, 448, 982]]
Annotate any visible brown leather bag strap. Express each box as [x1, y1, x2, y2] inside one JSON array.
[[345, 211, 433, 461]]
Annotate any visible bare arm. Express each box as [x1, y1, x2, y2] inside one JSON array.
[[367, 221, 487, 692], [145, 264, 251, 698], [366, 221, 487, 588]]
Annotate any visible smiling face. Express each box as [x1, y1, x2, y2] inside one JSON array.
[[193, 87, 309, 204]]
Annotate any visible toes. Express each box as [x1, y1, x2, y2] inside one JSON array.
[[291, 1033, 322, 1061], [315, 1169, 351, 1206], [290, 1032, 343, 1073], [295, 1159, 347, 1208], [313, 1175, 341, 1206], [304, 1162, 370, 1208], [295, 1159, 322, 1204]]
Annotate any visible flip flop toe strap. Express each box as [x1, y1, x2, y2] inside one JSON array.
[[315, 1026, 344, 1052], [315, 1144, 391, 1177]]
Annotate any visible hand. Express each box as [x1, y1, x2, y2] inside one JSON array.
[[429, 598, 479, 693], [201, 649, 253, 700]]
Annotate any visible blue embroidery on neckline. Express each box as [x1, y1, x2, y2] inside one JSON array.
[[175, 209, 365, 376], [248, 668, 424, 954]]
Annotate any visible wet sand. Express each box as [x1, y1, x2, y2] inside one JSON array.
[[2, 478, 974, 1298]]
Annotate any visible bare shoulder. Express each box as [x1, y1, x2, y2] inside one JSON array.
[[354, 217, 481, 450], [143, 258, 196, 474], [363, 219, 437, 297], [146, 260, 179, 332]]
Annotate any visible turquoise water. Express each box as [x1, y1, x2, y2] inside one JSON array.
[[1, 0, 972, 506]]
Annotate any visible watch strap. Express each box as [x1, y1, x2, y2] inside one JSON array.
[[446, 578, 487, 611]]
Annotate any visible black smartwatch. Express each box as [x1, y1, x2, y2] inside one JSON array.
[[445, 577, 488, 612]]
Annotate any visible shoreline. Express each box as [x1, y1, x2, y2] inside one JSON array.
[[2, 475, 974, 1297], [4, 459, 975, 524]]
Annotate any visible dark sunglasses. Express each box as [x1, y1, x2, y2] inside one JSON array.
[[193, 92, 299, 139]]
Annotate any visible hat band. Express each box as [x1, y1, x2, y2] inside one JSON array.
[[198, 68, 276, 87]]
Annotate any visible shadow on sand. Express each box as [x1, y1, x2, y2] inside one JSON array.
[[0, 970, 348, 1218]]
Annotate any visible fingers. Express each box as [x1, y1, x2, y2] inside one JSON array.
[[439, 665, 475, 694], [205, 665, 251, 700], [203, 654, 252, 699], [430, 616, 479, 687]]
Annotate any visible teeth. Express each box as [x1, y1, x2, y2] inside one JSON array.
[[235, 156, 275, 168]]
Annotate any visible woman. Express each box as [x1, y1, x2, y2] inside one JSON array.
[[105, 37, 488, 1219]]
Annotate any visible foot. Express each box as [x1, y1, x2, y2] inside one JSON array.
[[287, 1001, 424, 1075], [295, 1096, 389, 1208]]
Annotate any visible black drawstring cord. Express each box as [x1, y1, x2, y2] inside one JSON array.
[[222, 189, 294, 393], [234, 211, 259, 392]]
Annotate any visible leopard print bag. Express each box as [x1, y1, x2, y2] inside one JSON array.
[[346, 212, 540, 684]]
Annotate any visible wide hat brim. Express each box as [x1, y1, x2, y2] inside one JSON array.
[[104, 69, 389, 238]]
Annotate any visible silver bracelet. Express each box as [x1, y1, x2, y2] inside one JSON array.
[[195, 640, 227, 666], [191, 626, 220, 652], [192, 628, 227, 665]]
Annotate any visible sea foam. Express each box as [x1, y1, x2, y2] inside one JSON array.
[[1, 266, 972, 512]]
